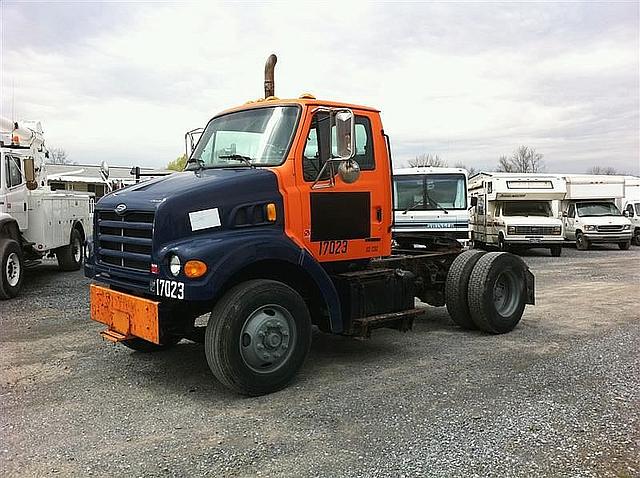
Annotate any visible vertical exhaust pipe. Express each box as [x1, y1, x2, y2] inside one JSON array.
[[264, 54, 277, 98]]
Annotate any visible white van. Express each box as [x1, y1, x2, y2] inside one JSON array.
[[469, 172, 565, 256], [617, 176, 640, 246], [393, 167, 469, 248], [560, 175, 632, 250]]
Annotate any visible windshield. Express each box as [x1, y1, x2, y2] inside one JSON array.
[[394, 174, 467, 211], [190, 106, 299, 168], [502, 201, 552, 217], [577, 202, 621, 217]]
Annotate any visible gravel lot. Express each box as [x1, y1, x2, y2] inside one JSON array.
[[1, 245, 639, 477]]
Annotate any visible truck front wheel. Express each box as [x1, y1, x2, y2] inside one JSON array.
[[550, 245, 562, 257], [632, 230, 640, 246], [576, 232, 589, 251], [618, 241, 631, 250], [0, 239, 25, 300], [467, 252, 529, 334], [205, 279, 312, 396]]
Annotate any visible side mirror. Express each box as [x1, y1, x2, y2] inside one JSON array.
[[24, 157, 37, 190], [562, 211, 568, 217], [623, 210, 630, 218], [333, 110, 355, 160], [470, 196, 478, 207], [100, 160, 110, 180]]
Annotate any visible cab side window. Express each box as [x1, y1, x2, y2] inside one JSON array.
[[6, 156, 23, 188], [568, 203, 575, 218], [303, 114, 375, 182], [626, 204, 635, 217]]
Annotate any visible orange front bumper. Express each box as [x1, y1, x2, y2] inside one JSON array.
[[90, 284, 160, 344]]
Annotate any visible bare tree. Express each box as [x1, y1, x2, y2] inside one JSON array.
[[496, 146, 544, 173], [586, 166, 619, 175], [408, 153, 447, 168], [454, 162, 477, 176], [49, 147, 72, 165]]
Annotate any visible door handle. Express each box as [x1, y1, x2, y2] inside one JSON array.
[[24, 202, 27, 211], [376, 207, 382, 222]]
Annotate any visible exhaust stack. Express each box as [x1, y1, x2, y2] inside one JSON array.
[[264, 54, 277, 98]]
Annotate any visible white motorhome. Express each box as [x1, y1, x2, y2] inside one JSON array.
[[469, 172, 565, 256], [0, 116, 92, 299], [617, 176, 640, 246], [392, 167, 469, 248], [560, 174, 632, 250]]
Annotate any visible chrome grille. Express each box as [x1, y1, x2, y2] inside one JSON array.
[[597, 225, 623, 232], [96, 210, 154, 272], [514, 226, 556, 235]]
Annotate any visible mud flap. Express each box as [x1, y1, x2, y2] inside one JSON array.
[[525, 269, 535, 305]]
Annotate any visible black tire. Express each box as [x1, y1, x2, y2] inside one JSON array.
[[445, 250, 486, 329], [205, 279, 312, 396], [467, 252, 529, 334], [550, 245, 562, 257], [632, 231, 640, 246], [618, 241, 631, 250], [56, 228, 84, 271], [0, 239, 25, 300], [576, 232, 589, 251], [121, 335, 181, 352]]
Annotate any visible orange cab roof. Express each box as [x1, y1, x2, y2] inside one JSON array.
[[216, 97, 380, 117]]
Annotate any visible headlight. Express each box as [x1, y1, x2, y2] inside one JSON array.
[[623, 224, 631, 230], [553, 226, 562, 235], [507, 226, 516, 235], [584, 225, 597, 231], [169, 255, 181, 276]]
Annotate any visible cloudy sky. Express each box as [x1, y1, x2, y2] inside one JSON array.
[[1, 1, 638, 174]]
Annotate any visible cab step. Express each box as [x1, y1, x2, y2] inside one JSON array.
[[352, 308, 424, 338], [100, 329, 131, 343]]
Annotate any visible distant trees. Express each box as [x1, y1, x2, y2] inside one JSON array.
[[167, 154, 187, 171], [408, 153, 447, 168], [49, 147, 73, 165], [586, 166, 619, 175], [496, 146, 544, 173]]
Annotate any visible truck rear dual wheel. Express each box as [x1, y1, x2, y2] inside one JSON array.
[[467, 252, 528, 334], [56, 228, 84, 271], [445, 250, 486, 329], [0, 239, 25, 300], [205, 279, 312, 396]]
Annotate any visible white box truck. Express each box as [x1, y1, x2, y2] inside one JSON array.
[[560, 174, 632, 250], [617, 176, 640, 246], [0, 116, 92, 299], [469, 172, 565, 256], [392, 167, 470, 249]]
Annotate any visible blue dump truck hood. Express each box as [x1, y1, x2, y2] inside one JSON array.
[[95, 167, 282, 244]]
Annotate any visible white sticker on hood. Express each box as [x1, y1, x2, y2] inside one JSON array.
[[189, 208, 221, 231]]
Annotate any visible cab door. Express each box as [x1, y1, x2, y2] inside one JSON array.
[[294, 109, 391, 263], [564, 203, 576, 239], [4, 154, 28, 230]]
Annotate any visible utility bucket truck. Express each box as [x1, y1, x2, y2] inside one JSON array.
[[392, 167, 470, 249], [0, 117, 92, 299], [617, 176, 640, 246], [85, 55, 536, 396], [469, 172, 565, 257], [560, 175, 632, 250]]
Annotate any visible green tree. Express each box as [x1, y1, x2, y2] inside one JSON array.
[[167, 154, 187, 171]]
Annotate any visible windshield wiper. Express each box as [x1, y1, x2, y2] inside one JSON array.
[[425, 191, 449, 214], [402, 199, 424, 214], [219, 154, 255, 169]]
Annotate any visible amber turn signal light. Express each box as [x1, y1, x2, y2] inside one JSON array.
[[266, 203, 277, 222], [184, 260, 207, 278]]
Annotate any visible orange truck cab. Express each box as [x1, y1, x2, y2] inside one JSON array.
[[85, 55, 535, 395]]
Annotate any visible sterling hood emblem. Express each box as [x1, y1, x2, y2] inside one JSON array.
[[115, 203, 127, 215]]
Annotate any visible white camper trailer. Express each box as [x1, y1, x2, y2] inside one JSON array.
[[469, 172, 565, 256], [0, 116, 92, 299], [617, 176, 640, 246], [393, 167, 469, 248], [560, 175, 632, 250]]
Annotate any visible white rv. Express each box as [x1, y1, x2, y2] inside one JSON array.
[[560, 175, 632, 250], [393, 167, 469, 248], [0, 116, 92, 299], [616, 176, 640, 246], [469, 172, 565, 256]]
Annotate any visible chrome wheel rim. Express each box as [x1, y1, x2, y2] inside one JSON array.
[[493, 270, 519, 317], [239, 304, 296, 374], [72, 235, 82, 263], [6, 252, 21, 287]]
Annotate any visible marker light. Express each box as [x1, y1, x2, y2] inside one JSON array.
[[184, 260, 207, 278], [266, 203, 277, 222], [169, 255, 181, 276]]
